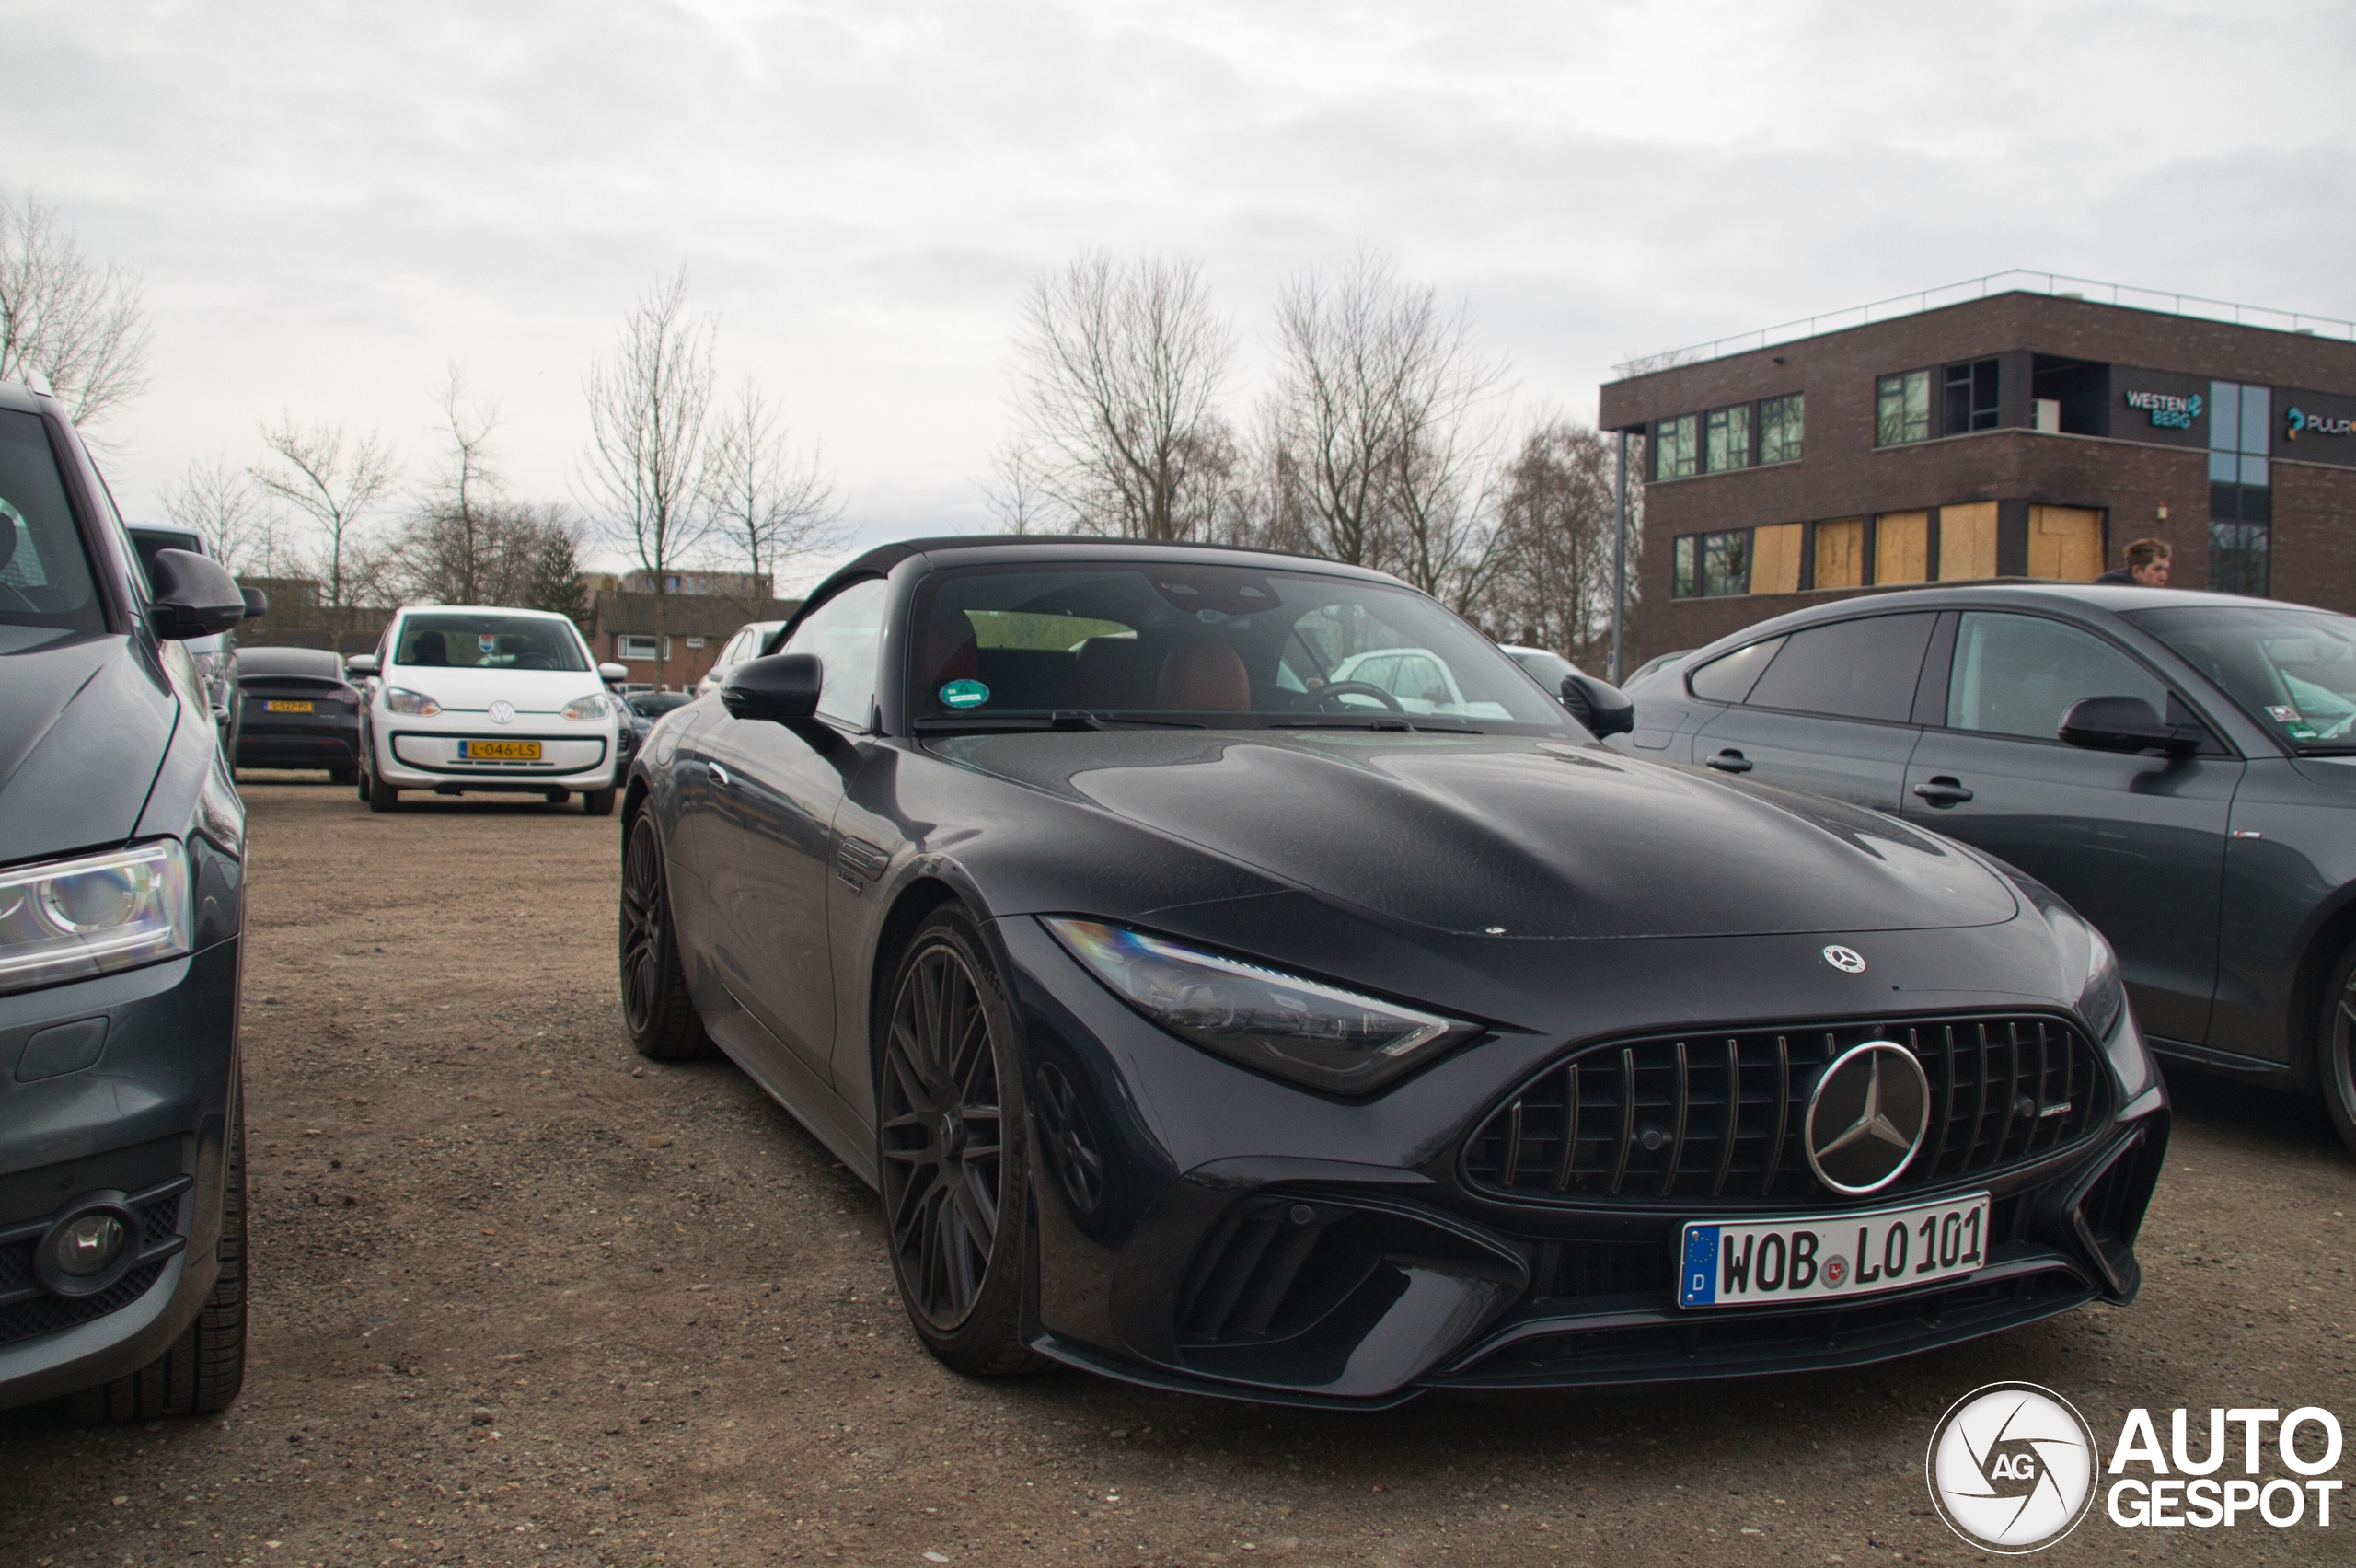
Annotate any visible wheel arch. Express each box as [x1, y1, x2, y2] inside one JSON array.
[[867, 878, 968, 1070], [2287, 885, 2356, 1087]]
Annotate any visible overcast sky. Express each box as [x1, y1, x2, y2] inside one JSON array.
[[10, 0, 2354, 590]]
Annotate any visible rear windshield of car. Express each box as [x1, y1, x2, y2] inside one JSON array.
[[392, 613, 588, 672], [2128, 604, 2356, 754], [0, 409, 107, 645], [908, 563, 1572, 735]]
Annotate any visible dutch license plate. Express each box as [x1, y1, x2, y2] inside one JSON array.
[[1678, 1192, 1990, 1309], [264, 699, 314, 713], [457, 739, 542, 761]]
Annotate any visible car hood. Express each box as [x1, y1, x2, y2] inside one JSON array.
[[378, 665, 607, 714], [0, 633, 175, 865], [931, 730, 2019, 939]]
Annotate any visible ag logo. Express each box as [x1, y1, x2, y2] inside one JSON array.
[[1926, 1382, 2096, 1553], [1822, 945, 1866, 974]]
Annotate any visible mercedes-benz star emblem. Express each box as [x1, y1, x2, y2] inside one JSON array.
[[1822, 944, 1866, 974], [488, 700, 515, 725], [1805, 1041, 1931, 1194]]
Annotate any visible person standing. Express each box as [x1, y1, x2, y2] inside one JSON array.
[[2095, 537, 2171, 586]]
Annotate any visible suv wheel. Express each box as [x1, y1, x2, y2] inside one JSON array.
[[2323, 937, 2356, 1159]]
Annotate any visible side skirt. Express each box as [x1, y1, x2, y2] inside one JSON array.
[[706, 1004, 880, 1188]]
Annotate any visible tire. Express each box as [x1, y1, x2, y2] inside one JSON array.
[[583, 788, 617, 817], [2322, 937, 2356, 1159], [367, 772, 400, 813], [328, 765, 356, 787], [877, 906, 1046, 1378], [69, 1089, 248, 1423], [618, 805, 716, 1060]]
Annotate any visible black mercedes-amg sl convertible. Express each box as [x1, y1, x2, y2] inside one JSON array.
[[618, 536, 2166, 1407]]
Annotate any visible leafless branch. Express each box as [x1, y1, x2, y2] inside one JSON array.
[[701, 376, 843, 614], [0, 191, 153, 437], [252, 417, 399, 621]]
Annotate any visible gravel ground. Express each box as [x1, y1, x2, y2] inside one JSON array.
[[4, 778, 2353, 1567]]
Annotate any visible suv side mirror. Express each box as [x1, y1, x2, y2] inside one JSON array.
[[345, 653, 380, 677], [598, 662, 630, 685], [2059, 695, 2200, 757], [722, 653, 823, 723], [147, 548, 248, 640], [1560, 673, 1635, 737], [239, 586, 269, 619]]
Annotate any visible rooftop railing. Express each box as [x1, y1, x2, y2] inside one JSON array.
[[1611, 269, 2356, 380]]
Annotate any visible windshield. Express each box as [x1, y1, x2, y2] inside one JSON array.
[[908, 562, 1574, 735], [393, 612, 589, 673], [2129, 604, 2356, 753], [0, 409, 106, 646]]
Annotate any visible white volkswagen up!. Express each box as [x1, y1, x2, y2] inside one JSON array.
[[350, 605, 628, 814]]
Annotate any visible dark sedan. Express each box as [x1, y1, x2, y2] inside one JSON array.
[[1618, 584, 2356, 1154], [232, 646, 363, 783], [618, 536, 2165, 1407], [0, 379, 249, 1421]]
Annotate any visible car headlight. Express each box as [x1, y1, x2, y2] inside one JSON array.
[[561, 692, 610, 721], [0, 841, 192, 996], [1045, 917, 1478, 1093], [2042, 901, 2142, 1099], [385, 686, 442, 716]]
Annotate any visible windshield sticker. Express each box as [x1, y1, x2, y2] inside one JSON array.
[[479, 634, 499, 654], [939, 679, 990, 709], [2286, 721, 2321, 740], [2267, 705, 2302, 723]]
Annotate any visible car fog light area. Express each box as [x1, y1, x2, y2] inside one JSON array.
[[0, 840, 191, 996], [1045, 917, 1476, 1093], [52, 1212, 127, 1277]]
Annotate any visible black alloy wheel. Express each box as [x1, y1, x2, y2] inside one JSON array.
[[878, 908, 1044, 1376], [2323, 937, 2356, 1159], [618, 806, 716, 1060]]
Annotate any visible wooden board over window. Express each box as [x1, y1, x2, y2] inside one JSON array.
[[1813, 518, 1865, 590], [1750, 523, 1805, 595], [1938, 502, 1999, 582], [2028, 505, 2105, 582], [1874, 512, 1929, 584]]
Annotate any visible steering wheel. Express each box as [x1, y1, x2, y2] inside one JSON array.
[[1308, 680, 1405, 713]]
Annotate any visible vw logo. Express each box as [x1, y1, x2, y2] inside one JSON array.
[[488, 700, 515, 725], [1926, 1382, 2097, 1552], [1805, 1041, 1930, 1194], [1822, 944, 1866, 974]]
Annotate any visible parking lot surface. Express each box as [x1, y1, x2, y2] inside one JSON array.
[[4, 779, 2353, 1567]]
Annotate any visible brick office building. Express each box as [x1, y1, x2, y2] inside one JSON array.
[[1597, 274, 2356, 664]]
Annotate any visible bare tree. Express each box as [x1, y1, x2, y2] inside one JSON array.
[[161, 455, 280, 574], [1384, 294, 1511, 610], [520, 506, 591, 628], [981, 439, 1050, 536], [399, 366, 507, 605], [581, 268, 715, 689], [701, 377, 842, 616], [1009, 251, 1235, 540], [1484, 421, 1632, 670], [252, 417, 399, 630], [0, 191, 152, 434]]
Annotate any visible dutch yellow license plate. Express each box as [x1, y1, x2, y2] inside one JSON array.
[[458, 740, 542, 761], [264, 699, 314, 713]]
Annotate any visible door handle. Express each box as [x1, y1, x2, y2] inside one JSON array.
[[1911, 776, 1973, 806], [1704, 749, 1753, 774], [707, 761, 732, 790]]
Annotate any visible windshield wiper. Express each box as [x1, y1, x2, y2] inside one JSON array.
[[913, 711, 1207, 734], [1267, 718, 1485, 734]]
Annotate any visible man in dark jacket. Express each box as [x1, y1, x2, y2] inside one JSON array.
[[2095, 537, 2171, 586]]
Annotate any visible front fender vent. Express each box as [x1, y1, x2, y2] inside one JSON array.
[[1462, 1014, 2107, 1207]]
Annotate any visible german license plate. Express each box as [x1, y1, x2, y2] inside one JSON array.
[[457, 739, 542, 761], [264, 699, 314, 713], [1678, 1192, 1990, 1309]]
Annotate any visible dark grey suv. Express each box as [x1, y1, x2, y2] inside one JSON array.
[[1618, 584, 2356, 1153]]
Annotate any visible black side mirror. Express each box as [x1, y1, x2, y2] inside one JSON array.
[[2058, 696, 2199, 757], [1560, 673, 1635, 737], [239, 585, 269, 619], [722, 652, 824, 724], [147, 548, 247, 640]]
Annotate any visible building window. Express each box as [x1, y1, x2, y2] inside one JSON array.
[[1943, 358, 2001, 434], [2209, 381, 2271, 596], [618, 635, 670, 661], [1704, 406, 1752, 472], [1877, 371, 1932, 445], [1655, 415, 1698, 479], [1874, 512, 1930, 585], [1759, 394, 1804, 464], [1673, 529, 1752, 597]]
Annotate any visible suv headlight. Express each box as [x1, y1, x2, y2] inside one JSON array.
[[385, 687, 441, 716], [0, 841, 192, 995], [560, 692, 611, 721], [1045, 917, 1477, 1093]]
